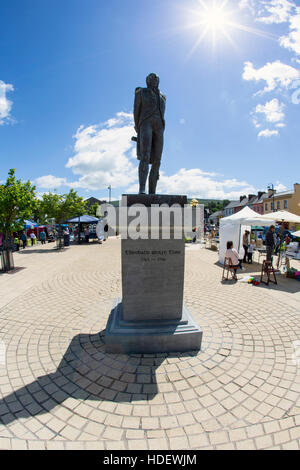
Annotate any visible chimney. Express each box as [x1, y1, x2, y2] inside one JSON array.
[[248, 194, 256, 201], [240, 195, 246, 202], [268, 188, 276, 198], [294, 183, 300, 192], [258, 191, 265, 199]]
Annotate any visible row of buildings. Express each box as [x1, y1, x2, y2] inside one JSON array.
[[209, 184, 300, 226]]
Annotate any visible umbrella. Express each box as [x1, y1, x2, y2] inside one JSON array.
[[24, 220, 38, 229], [292, 230, 300, 237], [66, 215, 99, 223], [221, 206, 275, 226], [263, 210, 300, 224]]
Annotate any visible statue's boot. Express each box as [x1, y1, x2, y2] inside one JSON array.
[[149, 168, 159, 195], [139, 161, 149, 194]]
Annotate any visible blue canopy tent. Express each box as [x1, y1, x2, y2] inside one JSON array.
[[66, 215, 100, 244], [23, 220, 38, 229], [66, 215, 99, 223]]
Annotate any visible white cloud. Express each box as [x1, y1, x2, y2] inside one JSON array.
[[275, 182, 288, 191], [35, 175, 67, 189], [35, 111, 264, 201], [0, 80, 14, 125], [280, 8, 300, 55], [243, 60, 300, 93], [37, 112, 137, 191], [239, 0, 296, 24], [240, 0, 300, 55], [258, 129, 279, 138], [256, 0, 296, 24], [127, 168, 257, 200], [241, 6, 300, 134], [239, 0, 256, 14], [252, 117, 261, 128], [255, 98, 285, 123], [65, 112, 137, 190]]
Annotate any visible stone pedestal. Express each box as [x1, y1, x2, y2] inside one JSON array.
[[105, 194, 202, 354]]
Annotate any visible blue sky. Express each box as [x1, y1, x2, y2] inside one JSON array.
[[1, 0, 300, 200]]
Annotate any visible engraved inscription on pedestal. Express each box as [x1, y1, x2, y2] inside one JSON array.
[[122, 239, 184, 321]]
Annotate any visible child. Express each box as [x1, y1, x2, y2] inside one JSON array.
[[247, 240, 255, 264]]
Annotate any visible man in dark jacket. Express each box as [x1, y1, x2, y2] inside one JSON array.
[[266, 225, 275, 262]]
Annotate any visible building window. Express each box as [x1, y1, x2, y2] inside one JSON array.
[[284, 200, 288, 209], [277, 201, 280, 209], [265, 203, 268, 211]]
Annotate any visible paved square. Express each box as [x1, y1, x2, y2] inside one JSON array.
[[0, 240, 299, 450]]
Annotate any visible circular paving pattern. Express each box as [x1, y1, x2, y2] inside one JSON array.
[[0, 241, 300, 450]]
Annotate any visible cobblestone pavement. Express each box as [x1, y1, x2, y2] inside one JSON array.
[[0, 240, 300, 450]]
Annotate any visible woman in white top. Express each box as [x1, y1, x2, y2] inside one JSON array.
[[30, 232, 36, 246]]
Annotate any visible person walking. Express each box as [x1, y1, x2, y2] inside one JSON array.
[[20, 231, 27, 249], [63, 228, 70, 247], [104, 223, 109, 241], [266, 225, 276, 263], [30, 232, 36, 246], [84, 227, 90, 243], [40, 230, 46, 245]]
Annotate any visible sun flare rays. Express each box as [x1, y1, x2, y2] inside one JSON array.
[[184, 0, 277, 57]]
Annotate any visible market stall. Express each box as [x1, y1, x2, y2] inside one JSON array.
[[219, 207, 275, 264], [66, 215, 100, 243], [263, 211, 300, 274], [263, 210, 300, 227]]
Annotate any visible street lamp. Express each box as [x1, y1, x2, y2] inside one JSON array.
[[268, 184, 276, 212], [108, 185, 112, 203]]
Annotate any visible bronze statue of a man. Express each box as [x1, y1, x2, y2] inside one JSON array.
[[133, 73, 166, 195]]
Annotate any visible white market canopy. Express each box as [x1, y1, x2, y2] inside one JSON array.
[[220, 206, 275, 227], [219, 207, 275, 264], [263, 210, 300, 224], [292, 230, 300, 237]]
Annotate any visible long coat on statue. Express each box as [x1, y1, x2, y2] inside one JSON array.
[[133, 87, 166, 164]]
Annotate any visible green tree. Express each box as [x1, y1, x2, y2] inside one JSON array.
[[39, 189, 87, 223], [0, 169, 37, 270], [222, 200, 230, 209], [38, 189, 87, 247], [208, 199, 230, 214], [87, 203, 100, 217]]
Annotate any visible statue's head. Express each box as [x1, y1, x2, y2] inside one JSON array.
[[146, 73, 159, 89]]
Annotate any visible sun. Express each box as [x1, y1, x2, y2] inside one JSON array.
[[200, 3, 231, 32], [183, 0, 236, 55], [183, 0, 276, 56]]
